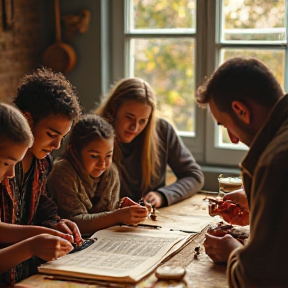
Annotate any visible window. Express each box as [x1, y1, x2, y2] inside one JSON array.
[[126, 0, 196, 136], [110, 0, 287, 167]]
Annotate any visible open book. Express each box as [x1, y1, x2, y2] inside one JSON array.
[[38, 225, 197, 283]]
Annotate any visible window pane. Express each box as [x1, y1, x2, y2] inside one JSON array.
[[130, 38, 195, 133], [222, 0, 286, 42], [131, 0, 196, 30], [217, 48, 285, 146], [218, 127, 247, 149]]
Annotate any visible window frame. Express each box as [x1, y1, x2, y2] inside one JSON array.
[[205, 0, 288, 165], [109, 0, 288, 167]]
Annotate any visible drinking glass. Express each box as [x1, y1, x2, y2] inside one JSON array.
[[218, 174, 242, 197]]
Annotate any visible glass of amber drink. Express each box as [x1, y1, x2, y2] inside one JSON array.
[[218, 174, 242, 195]]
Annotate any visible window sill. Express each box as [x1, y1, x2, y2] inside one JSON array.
[[166, 165, 241, 192]]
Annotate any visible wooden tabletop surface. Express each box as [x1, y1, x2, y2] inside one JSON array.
[[16, 192, 228, 288], [135, 192, 228, 288]]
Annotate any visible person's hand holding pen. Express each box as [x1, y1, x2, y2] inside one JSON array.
[[118, 197, 148, 226], [118, 197, 139, 208], [119, 196, 152, 213]]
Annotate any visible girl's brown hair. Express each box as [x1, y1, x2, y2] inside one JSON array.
[[66, 114, 114, 155], [95, 77, 160, 192]]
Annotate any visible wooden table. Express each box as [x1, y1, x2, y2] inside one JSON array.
[[137, 192, 228, 288], [16, 193, 228, 288]]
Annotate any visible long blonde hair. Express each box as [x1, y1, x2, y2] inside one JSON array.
[[95, 77, 160, 192]]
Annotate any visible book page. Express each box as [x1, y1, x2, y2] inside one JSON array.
[[38, 226, 193, 282], [144, 192, 217, 232]]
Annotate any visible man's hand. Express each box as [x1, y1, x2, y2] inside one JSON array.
[[223, 189, 249, 211], [223, 189, 249, 225], [203, 233, 242, 263], [207, 189, 249, 226]]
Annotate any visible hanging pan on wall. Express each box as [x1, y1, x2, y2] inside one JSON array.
[[43, 0, 76, 74]]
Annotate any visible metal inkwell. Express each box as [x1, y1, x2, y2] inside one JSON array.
[[69, 238, 97, 254]]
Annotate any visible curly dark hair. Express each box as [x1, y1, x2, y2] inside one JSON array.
[[14, 67, 82, 123], [196, 57, 283, 112], [67, 114, 115, 155]]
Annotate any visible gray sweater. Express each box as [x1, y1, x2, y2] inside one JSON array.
[[118, 118, 204, 206]]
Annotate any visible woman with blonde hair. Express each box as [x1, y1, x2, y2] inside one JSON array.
[[96, 77, 204, 208]]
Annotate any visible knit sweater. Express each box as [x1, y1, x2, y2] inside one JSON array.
[[46, 148, 120, 236]]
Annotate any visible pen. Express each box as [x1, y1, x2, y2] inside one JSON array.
[[120, 223, 162, 229], [170, 229, 198, 234], [137, 223, 162, 229]]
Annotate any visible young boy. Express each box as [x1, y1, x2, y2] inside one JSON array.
[[0, 103, 73, 280], [0, 67, 83, 285]]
